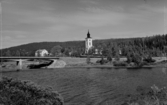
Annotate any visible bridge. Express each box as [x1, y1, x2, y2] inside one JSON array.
[[0, 57, 59, 59], [0, 57, 60, 70]]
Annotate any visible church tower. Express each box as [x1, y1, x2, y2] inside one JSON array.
[[85, 30, 93, 54]]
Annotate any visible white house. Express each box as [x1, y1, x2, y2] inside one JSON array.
[[35, 49, 49, 57], [94, 48, 102, 55]]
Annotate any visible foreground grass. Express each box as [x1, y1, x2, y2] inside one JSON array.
[[0, 77, 64, 105]]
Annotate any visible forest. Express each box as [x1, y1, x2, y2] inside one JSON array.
[[0, 34, 167, 58]]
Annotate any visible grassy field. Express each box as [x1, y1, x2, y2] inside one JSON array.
[[60, 57, 102, 65], [60, 57, 127, 65]]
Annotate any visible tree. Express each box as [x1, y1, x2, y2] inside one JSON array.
[[126, 52, 132, 63], [5, 50, 11, 56], [15, 50, 21, 57], [50, 45, 62, 56], [20, 49, 26, 56], [64, 48, 70, 56], [102, 48, 108, 56], [86, 55, 91, 64], [164, 46, 167, 56], [132, 53, 143, 66], [115, 53, 120, 61], [87, 47, 95, 55], [35, 51, 40, 57], [71, 51, 80, 57], [107, 54, 112, 63], [100, 56, 105, 65]]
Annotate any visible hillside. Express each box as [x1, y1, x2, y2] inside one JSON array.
[[1, 34, 167, 57], [0, 41, 85, 56]]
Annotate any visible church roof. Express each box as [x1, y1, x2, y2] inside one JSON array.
[[87, 30, 91, 38]]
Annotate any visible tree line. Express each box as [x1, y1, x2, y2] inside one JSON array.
[[0, 34, 167, 57]]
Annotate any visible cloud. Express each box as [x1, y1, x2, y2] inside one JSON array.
[[16, 35, 26, 38], [79, 0, 99, 5], [135, 3, 165, 14], [1, 30, 31, 48], [2, 30, 27, 40], [73, 13, 126, 27], [1, 0, 166, 48], [2, 35, 11, 40], [55, 6, 129, 28]]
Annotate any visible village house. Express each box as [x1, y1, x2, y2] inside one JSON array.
[[35, 49, 49, 57]]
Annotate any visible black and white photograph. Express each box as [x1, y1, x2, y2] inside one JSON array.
[[0, 0, 167, 104]]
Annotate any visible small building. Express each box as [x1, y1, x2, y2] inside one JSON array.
[[35, 49, 49, 57], [93, 48, 103, 55], [95, 49, 98, 54]]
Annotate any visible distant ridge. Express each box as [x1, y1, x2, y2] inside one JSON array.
[[1, 34, 167, 57]]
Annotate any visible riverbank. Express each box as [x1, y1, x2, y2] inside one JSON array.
[[0, 57, 167, 72], [63, 57, 167, 68]]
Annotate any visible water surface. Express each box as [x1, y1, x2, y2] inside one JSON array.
[[2, 67, 167, 105]]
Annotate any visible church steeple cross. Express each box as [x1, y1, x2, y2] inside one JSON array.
[[87, 30, 91, 38]]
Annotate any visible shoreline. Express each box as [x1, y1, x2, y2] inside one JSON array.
[[1, 63, 167, 73], [0, 57, 167, 73]]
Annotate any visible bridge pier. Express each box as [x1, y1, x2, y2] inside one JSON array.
[[0, 57, 60, 70], [16, 59, 23, 70]]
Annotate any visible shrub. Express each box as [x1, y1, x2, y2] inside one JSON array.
[[132, 53, 142, 66], [143, 55, 156, 63], [113, 61, 127, 66], [96, 57, 108, 65], [96, 59, 101, 63], [0, 77, 64, 105], [100, 59, 108, 65], [126, 53, 132, 63], [100, 57, 105, 65], [126, 53, 143, 66], [107, 55, 112, 63], [123, 85, 167, 105]]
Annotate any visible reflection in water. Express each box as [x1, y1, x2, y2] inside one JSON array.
[[2, 66, 167, 105]]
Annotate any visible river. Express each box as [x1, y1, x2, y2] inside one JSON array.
[[1, 66, 167, 105]]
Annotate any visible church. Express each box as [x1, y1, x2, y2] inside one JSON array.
[[85, 31, 102, 55], [85, 30, 93, 54]]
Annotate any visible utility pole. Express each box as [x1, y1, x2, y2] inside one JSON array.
[[0, 1, 2, 80], [164, 3, 167, 60], [164, 6, 166, 35]]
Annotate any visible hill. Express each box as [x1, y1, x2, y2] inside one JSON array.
[[0, 34, 167, 57]]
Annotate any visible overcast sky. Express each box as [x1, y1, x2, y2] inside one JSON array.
[[0, 0, 167, 48]]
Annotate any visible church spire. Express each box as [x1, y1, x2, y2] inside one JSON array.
[[87, 30, 91, 38], [85, 30, 93, 54]]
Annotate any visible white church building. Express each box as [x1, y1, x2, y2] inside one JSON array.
[[85, 31, 93, 54]]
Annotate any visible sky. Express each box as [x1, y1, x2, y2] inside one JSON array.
[[0, 0, 167, 48]]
